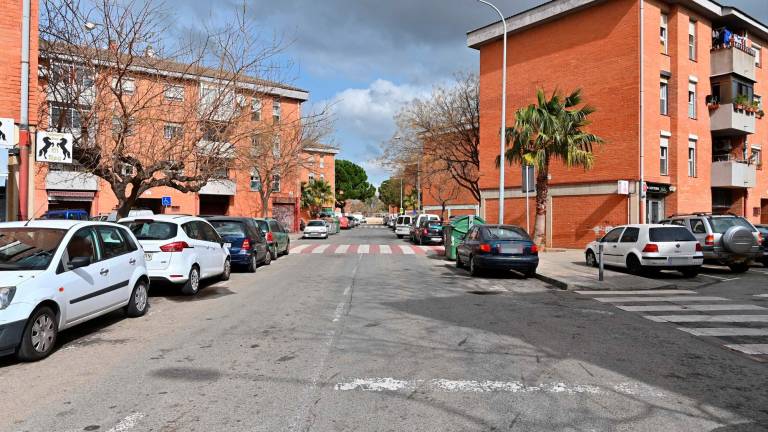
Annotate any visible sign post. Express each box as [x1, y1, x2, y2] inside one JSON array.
[[522, 165, 535, 234]]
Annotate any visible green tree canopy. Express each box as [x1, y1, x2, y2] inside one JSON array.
[[378, 178, 401, 208], [335, 160, 375, 210]]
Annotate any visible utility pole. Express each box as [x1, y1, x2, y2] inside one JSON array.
[[18, 0, 31, 220]]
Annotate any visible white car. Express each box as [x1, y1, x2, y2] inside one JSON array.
[[395, 215, 413, 238], [0, 220, 149, 361], [585, 224, 703, 277], [303, 220, 329, 239], [120, 215, 230, 295]]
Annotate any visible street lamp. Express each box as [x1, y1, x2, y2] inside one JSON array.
[[84, 21, 98, 31], [394, 136, 404, 214], [476, 0, 508, 224]]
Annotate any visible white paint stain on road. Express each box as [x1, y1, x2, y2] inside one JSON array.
[[106, 413, 145, 432]]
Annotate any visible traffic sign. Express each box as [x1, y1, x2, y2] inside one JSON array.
[[161, 196, 172, 207], [0, 118, 13, 148]]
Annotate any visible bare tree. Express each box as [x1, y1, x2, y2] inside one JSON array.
[[423, 169, 460, 220], [380, 73, 480, 203], [39, 0, 294, 217]]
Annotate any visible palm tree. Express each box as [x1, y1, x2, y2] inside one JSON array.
[[501, 88, 603, 247], [301, 179, 333, 218]]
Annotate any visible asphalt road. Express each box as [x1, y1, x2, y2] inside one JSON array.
[[1, 225, 767, 431]]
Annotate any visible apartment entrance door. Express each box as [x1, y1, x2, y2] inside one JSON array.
[[647, 197, 665, 223]]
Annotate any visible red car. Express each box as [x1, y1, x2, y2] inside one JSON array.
[[339, 216, 350, 229]]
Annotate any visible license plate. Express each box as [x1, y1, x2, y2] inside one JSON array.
[[431, 237, 442, 241], [224, 243, 231, 249], [668, 257, 689, 264], [501, 245, 523, 254], [144, 253, 153, 261]]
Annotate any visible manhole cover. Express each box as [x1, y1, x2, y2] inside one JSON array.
[[466, 290, 503, 295]]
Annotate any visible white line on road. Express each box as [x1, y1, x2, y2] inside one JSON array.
[[106, 413, 145, 432], [618, 304, 766, 312], [677, 327, 768, 337], [290, 244, 311, 253], [417, 245, 431, 252], [399, 245, 415, 254], [357, 244, 369, 254], [312, 244, 330, 254], [755, 294, 768, 298], [576, 290, 697, 295], [699, 274, 740, 281], [335, 244, 350, 254], [379, 245, 392, 254], [647, 314, 768, 323], [594, 296, 728, 303], [724, 344, 768, 355]]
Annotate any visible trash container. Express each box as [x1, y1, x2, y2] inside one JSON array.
[[445, 215, 485, 261]]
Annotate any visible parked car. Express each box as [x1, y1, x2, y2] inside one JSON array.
[[395, 215, 413, 239], [105, 209, 154, 222], [410, 214, 440, 242], [303, 220, 329, 239], [389, 215, 398, 230], [412, 219, 444, 245], [206, 217, 271, 272], [585, 224, 703, 277], [756, 224, 768, 266], [339, 216, 351, 230], [120, 215, 230, 295], [253, 218, 291, 259], [456, 224, 538, 277], [41, 209, 89, 221], [347, 216, 358, 227], [0, 220, 149, 361], [661, 213, 762, 272]]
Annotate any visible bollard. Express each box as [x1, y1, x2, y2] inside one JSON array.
[[598, 243, 604, 282]]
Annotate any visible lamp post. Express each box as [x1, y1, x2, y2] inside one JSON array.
[[476, 0, 508, 224]]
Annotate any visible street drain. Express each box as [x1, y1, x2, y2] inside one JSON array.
[[467, 290, 503, 295]]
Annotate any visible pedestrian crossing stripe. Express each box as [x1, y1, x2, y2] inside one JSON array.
[[289, 244, 444, 255]]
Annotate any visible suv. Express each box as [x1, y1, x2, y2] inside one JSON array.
[[756, 224, 768, 266], [661, 214, 762, 272]]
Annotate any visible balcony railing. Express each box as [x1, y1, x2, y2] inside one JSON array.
[[711, 158, 756, 188], [709, 103, 756, 135]]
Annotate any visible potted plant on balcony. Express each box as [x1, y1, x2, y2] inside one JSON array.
[[757, 109, 765, 119], [706, 95, 720, 110], [734, 94, 749, 111]]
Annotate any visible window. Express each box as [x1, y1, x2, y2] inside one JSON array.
[[164, 85, 184, 101], [660, 136, 669, 176], [203, 122, 226, 142], [649, 227, 696, 242], [0, 228, 66, 271], [752, 145, 762, 169], [271, 174, 281, 192], [272, 98, 281, 123], [269, 220, 282, 233], [96, 226, 131, 259], [660, 79, 669, 115], [660, 13, 669, 54], [163, 124, 183, 140], [688, 82, 697, 118], [688, 20, 697, 60], [690, 219, 707, 234], [755, 44, 762, 67], [199, 222, 222, 244], [122, 221, 178, 240], [111, 77, 135, 94], [619, 227, 640, 243], [62, 228, 100, 271], [112, 116, 135, 136], [272, 135, 281, 159], [688, 139, 697, 177], [602, 227, 624, 243], [182, 222, 204, 240], [49, 103, 82, 131], [250, 172, 261, 191], [319, 156, 325, 168], [308, 172, 315, 181], [755, 95, 762, 109], [252, 98, 262, 121]]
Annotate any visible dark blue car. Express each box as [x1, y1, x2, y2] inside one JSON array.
[[206, 217, 270, 272], [41, 209, 89, 220], [456, 224, 538, 277]]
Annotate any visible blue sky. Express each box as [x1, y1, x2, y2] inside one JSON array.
[[171, 0, 768, 186]]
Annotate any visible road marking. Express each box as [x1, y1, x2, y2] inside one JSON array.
[[335, 244, 350, 254], [677, 327, 768, 337], [333, 378, 664, 397], [576, 290, 697, 295], [647, 314, 768, 323], [106, 413, 145, 432], [755, 294, 768, 298], [399, 245, 415, 254], [379, 245, 392, 254], [290, 244, 311, 253], [312, 244, 330, 254], [618, 304, 766, 312], [724, 344, 768, 355], [594, 296, 728, 303], [357, 244, 370, 254], [699, 274, 740, 281]]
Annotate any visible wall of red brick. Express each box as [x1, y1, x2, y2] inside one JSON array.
[[0, 0, 39, 124], [748, 29, 768, 223]]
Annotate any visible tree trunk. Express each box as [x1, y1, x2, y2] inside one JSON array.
[[116, 188, 139, 219], [532, 159, 549, 247], [259, 191, 270, 217], [441, 202, 447, 221]]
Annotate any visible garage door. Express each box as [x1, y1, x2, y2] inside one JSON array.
[[273, 204, 295, 232]]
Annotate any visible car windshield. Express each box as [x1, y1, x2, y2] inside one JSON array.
[[426, 222, 442, 229], [121, 221, 178, 240], [707, 217, 756, 233], [0, 228, 66, 270], [484, 226, 529, 241], [649, 227, 696, 242], [210, 221, 247, 237], [308, 221, 325, 227]]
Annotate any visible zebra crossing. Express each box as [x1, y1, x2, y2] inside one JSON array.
[[289, 243, 444, 256], [577, 289, 768, 358]]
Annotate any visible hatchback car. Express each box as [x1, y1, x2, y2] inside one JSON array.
[[0, 220, 149, 361], [395, 215, 413, 238], [206, 217, 270, 272], [120, 215, 230, 295], [303, 220, 329, 239], [41, 209, 89, 220], [585, 224, 703, 277], [412, 220, 444, 245], [410, 214, 440, 241], [456, 224, 539, 277], [253, 218, 290, 260]]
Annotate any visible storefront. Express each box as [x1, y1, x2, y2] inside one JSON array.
[[645, 182, 673, 223], [46, 190, 95, 213]]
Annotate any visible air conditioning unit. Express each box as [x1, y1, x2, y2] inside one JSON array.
[[121, 164, 134, 176]]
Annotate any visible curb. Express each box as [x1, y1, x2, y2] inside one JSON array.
[[534, 272, 569, 290], [534, 272, 678, 291]]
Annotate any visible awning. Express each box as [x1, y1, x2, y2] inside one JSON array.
[[47, 190, 95, 202]]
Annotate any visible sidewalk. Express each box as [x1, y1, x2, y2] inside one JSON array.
[[535, 250, 678, 291]]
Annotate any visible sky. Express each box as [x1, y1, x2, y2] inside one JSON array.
[[169, 0, 768, 187]]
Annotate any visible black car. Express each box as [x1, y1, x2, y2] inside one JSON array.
[[456, 224, 538, 277], [756, 224, 768, 266], [206, 217, 271, 272], [413, 220, 444, 245]]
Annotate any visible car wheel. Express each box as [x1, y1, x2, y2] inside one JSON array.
[[219, 258, 231, 281], [17, 306, 58, 361], [247, 254, 258, 272], [680, 268, 700, 278], [269, 246, 278, 261], [728, 262, 750, 273], [586, 250, 597, 268], [125, 279, 149, 317], [456, 253, 463, 268], [523, 267, 536, 278], [418, 237, 423, 246], [626, 254, 643, 275], [284, 242, 290, 255], [469, 256, 482, 277], [263, 249, 273, 265], [396, 235, 403, 239], [181, 265, 201, 296]]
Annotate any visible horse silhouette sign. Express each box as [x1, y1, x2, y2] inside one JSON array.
[[0, 118, 13, 148], [36, 131, 74, 164]]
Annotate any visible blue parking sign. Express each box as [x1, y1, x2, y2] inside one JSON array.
[[161, 196, 172, 207]]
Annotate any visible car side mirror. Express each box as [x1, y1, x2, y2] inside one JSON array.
[[70, 256, 91, 270]]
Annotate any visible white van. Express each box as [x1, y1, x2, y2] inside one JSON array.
[[395, 215, 413, 238]]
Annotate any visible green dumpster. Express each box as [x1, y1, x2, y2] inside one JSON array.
[[445, 215, 484, 260]]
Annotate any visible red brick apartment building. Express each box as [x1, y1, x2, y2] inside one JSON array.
[[468, 0, 768, 247]]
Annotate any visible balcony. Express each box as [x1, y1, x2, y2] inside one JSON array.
[[199, 179, 236, 196], [709, 103, 755, 135], [710, 45, 756, 81], [45, 170, 99, 191], [711, 156, 756, 188]]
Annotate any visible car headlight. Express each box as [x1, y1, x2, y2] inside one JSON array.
[[0, 286, 16, 310]]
